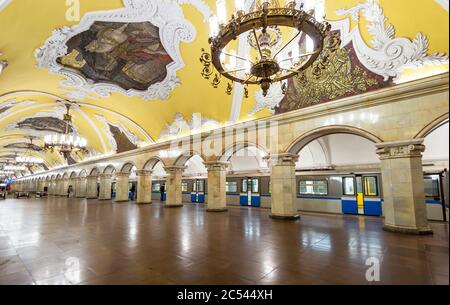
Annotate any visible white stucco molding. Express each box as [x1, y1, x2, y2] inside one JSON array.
[[35, 0, 212, 101]]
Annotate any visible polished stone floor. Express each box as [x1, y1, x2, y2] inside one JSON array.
[[0, 197, 448, 285]]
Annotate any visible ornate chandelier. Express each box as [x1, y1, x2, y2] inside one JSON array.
[[200, 0, 339, 97], [44, 101, 87, 156], [15, 137, 44, 165]]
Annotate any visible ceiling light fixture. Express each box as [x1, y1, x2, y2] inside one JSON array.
[[44, 101, 87, 158], [15, 137, 44, 165], [200, 0, 340, 97]]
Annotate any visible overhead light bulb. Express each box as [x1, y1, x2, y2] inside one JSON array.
[[217, 0, 227, 24], [209, 16, 219, 37], [235, 0, 245, 12], [315, 0, 325, 22]]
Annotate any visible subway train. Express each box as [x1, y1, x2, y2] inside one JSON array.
[[146, 170, 449, 222]]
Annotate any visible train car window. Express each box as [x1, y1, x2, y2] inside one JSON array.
[[181, 182, 188, 193], [242, 179, 247, 193], [252, 179, 259, 193], [424, 176, 440, 199], [364, 176, 378, 197], [226, 181, 238, 193], [343, 177, 355, 195], [152, 183, 160, 192], [299, 180, 328, 195], [197, 181, 204, 192]]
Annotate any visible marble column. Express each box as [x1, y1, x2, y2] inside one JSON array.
[[136, 170, 152, 204], [164, 166, 186, 208], [75, 177, 87, 198], [61, 178, 69, 196], [114, 172, 130, 202], [204, 161, 229, 212], [86, 176, 98, 199], [268, 153, 300, 220], [55, 180, 62, 196], [99, 174, 112, 200], [51, 181, 57, 195], [376, 139, 432, 235]]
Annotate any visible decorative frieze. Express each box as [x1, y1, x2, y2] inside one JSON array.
[[376, 139, 425, 160]]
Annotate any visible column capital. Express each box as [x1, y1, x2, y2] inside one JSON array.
[[265, 153, 298, 166], [99, 173, 112, 178], [375, 139, 425, 160], [115, 172, 130, 178], [87, 175, 98, 179], [136, 169, 152, 176], [164, 165, 186, 174], [203, 161, 229, 171]]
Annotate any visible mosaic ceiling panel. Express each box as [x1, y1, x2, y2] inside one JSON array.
[[58, 21, 173, 91]]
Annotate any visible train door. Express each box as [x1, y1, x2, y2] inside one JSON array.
[[424, 173, 447, 221], [342, 175, 382, 216], [111, 182, 115, 198], [128, 181, 137, 201], [191, 179, 205, 203], [240, 178, 260, 207]]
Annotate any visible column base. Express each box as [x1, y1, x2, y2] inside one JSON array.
[[269, 214, 300, 220], [207, 207, 228, 212], [164, 204, 183, 208], [383, 224, 433, 235], [114, 199, 129, 203], [136, 201, 152, 205], [99, 198, 112, 201], [86, 197, 98, 199]]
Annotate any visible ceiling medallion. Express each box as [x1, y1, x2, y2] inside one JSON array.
[[43, 101, 88, 158], [200, 0, 339, 97]]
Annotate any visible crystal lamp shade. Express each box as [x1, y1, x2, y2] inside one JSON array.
[[4, 165, 27, 171], [44, 134, 87, 149], [16, 156, 44, 164]]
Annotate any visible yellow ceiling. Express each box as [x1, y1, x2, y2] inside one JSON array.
[[0, 0, 448, 174]]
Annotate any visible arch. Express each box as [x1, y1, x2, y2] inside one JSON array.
[[62, 172, 69, 179], [103, 165, 116, 174], [78, 169, 87, 178], [143, 157, 165, 170], [56, 174, 62, 179], [45, 176, 51, 181], [174, 149, 207, 167], [120, 162, 136, 174], [51, 174, 57, 181], [423, 121, 449, 162], [415, 113, 449, 139], [219, 141, 269, 162], [89, 167, 100, 176], [69, 171, 77, 178], [286, 125, 383, 155]]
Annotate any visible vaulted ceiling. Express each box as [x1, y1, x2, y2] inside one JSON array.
[[0, 0, 448, 177]]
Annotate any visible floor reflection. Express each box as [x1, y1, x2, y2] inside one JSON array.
[[0, 197, 448, 285]]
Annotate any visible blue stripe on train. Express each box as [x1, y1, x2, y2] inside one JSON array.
[[364, 200, 382, 216], [239, 195, 261, 207], [342, 200, 358, 215], [297, 196, 341, 200]]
